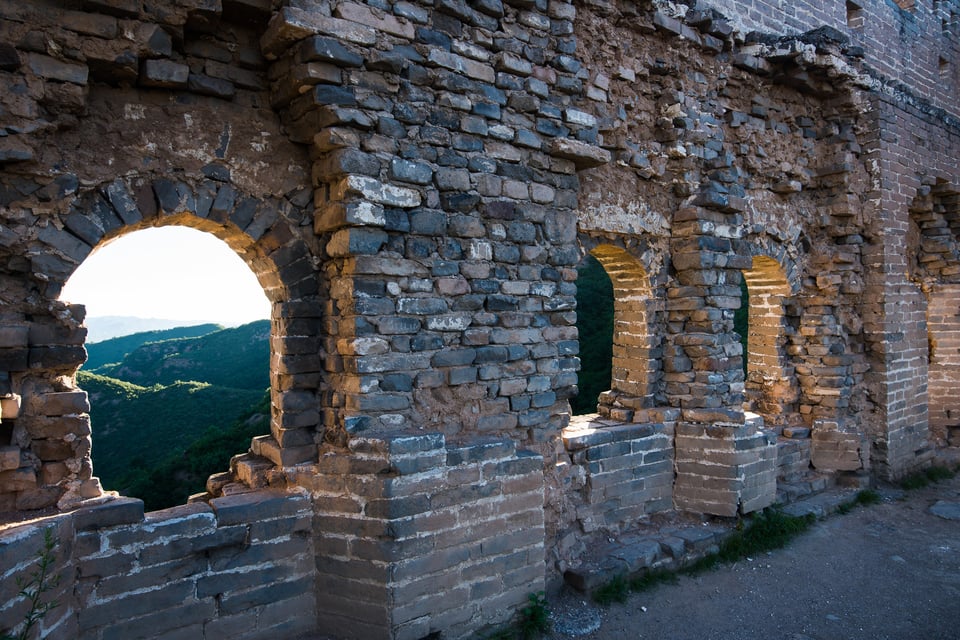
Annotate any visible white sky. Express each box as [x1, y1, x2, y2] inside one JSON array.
[[60, 226, 270, 325]]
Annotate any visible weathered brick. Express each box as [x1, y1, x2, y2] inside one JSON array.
[[210, 488, 310, 526], [26, 53, 88, 84], [73, 497, 144, 531], [140, 59, 189, 88]]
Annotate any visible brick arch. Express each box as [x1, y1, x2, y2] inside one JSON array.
[[740, 251, 800, 425], [912, 180, 960, 446], [586, 243, 661, 412], [908, 181, 960, 283], [5, 173, 322, 511]]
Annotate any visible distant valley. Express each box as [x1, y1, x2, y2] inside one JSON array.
[[82, 320, 271, 510]]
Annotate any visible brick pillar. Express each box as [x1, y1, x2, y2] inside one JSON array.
[[260, 0, 600, 448], [860, 99, 932, 479], [669, 206, 776, 516], [300, 433, 544, 640], [0, 303, 101, 511]]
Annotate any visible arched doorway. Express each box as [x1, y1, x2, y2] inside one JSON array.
[[572, 254, 613, 415]]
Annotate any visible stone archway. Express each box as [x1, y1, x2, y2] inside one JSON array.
[[0, 173, 321, 511], [585, 243, 661, 419], [740, 253, 800, 426], [909, 182, 960, 447]]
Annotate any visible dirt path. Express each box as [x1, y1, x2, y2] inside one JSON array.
[[547, 475, 960, 640]]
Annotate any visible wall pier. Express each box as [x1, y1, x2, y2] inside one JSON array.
[[297, 433, 545, 640]]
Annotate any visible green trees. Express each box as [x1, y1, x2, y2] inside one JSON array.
[[572, 255, 614, 415], [83, 322, 270, 511]]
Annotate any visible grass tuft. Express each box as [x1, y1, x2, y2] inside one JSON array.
[[518, 591, 551, 639], [836, 489, 882, 514], [592, 574, 629, 605], [592, 509, 815, 606], [483, 591, 551, 640], [628, 567, 678, 593], [901, 465, 956, 490]]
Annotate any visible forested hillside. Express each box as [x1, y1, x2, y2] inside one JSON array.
[[572, 255, 614, 415], [85, 324, 222, 370], [91, 320, 270, 390], [82, 321, 271, 510]]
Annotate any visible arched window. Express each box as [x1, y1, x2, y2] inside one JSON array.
[[61, 226, 272, 510], [741, 255, 795, 423], [572, 254, 613, 415], [575, 245, 658, 419]]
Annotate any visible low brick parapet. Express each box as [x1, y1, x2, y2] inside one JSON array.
[[1, 490, 316, 640]]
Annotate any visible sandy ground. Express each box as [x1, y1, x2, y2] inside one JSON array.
[[545, 474, 960, 640]]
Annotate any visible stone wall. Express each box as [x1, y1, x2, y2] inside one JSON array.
[[0, 0, 958, 637], [1, 490, 316, 640]]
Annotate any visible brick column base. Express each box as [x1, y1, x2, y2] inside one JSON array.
[[297, 433, 545, 640], [674, 420, 777, 517], [811, 418, 870, 472]]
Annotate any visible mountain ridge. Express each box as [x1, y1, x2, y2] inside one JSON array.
[[82, 319, 272, 510]]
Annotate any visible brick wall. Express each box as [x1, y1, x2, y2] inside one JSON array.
[[702, 0, 959, 118], [563, 413, 676, 534]]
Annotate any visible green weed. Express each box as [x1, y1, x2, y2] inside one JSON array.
[[592, 574, 629, 605], [592, 508, 816, 605], [836, 489, 882, 514], [901, 465, 956, 490], [482, 592, 551, 640], [1, 528, 60, 640], [518, 591, 550, 639], [628, 567, 678, 593], [714, 509, 815, 563]]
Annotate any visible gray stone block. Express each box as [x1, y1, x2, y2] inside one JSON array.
[[210, 489, 310, 526], [140, 59, 189, 88], [298, 36, 363, 67], [187, 73, 235, 99], [218, 575, 315, 615], [390, 158, 433, 184], [73, 497, 144, 531], [26, 53, 88, 84]]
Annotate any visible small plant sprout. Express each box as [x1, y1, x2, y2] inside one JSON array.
[[1, 527, 61, 640]]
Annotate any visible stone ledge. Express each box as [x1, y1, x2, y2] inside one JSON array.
[[210, 487, 310, 526], [564, 483, 866, 594], [72, 496, 144, 531]]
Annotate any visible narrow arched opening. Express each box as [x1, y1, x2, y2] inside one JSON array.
[[741, 255, 796, 425], [573, 244, 657, 420], [571, 254, 613, 415]]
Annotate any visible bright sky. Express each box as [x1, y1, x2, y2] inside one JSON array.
[[61, 226, 270, 325]]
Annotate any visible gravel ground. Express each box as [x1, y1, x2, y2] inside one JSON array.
[[545, 474, 960, 640]]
